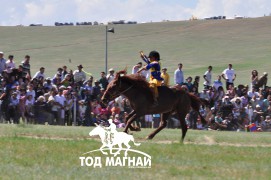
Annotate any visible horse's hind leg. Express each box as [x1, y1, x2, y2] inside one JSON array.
[[178, 113, 188, 142], [147, 112, 170, 139]]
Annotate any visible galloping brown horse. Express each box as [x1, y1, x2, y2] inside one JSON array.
[[101, 70, 206, 141]]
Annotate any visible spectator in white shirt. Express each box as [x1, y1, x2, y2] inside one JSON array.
[[6, 55, 16, 70], [247, 86, 259, 100], [32, 67, 45, 80], [213, 75, 223, 91], [221, 64, 236, 90], [200, 88, 211, 101], [0, 51, 6, 75], [174, 63, 184, 85], [132, 62, 142, 74], [26, 84, 36, 100], [55, 89, 66, 125], [106, 68, 115, 83], [73, 64, 86, 85], [203, 65, 212, 89]]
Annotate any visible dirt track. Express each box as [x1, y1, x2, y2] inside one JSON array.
[[3, 134, 271, 148]]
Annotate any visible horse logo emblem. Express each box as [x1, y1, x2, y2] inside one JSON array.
[[80, 120, 151, 168], [89, 120, 141, 157]]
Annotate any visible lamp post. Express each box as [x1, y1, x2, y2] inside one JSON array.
[[105, 25, 114, 74]]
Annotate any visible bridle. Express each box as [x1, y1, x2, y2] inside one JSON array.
[[117, 84, 134, 95], [106, 79, 134, 100]]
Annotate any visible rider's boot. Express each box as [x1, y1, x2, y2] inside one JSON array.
[[152, 97, 159, 107]]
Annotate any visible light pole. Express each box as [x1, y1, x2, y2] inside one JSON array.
[[105, 25, 114, 74]]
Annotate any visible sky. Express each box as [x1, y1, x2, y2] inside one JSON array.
[[1, 0, 271, 26]]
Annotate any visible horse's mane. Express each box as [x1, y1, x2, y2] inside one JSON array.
[[116, 70, 153, 97]]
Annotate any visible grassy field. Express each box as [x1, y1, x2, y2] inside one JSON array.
[[1, 17, 271, 179], [0, 124, 271, 179], [1, 16, 271, 88]]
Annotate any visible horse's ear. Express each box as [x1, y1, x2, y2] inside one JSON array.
[[115, 71, 121, 80], [115, 70, 126, 80]]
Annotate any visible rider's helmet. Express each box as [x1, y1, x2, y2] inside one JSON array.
[[148, 51, 160, 61]]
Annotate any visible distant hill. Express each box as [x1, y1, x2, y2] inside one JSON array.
[[1, 16, 271, 87]]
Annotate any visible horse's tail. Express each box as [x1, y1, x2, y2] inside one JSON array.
[[188, 93, 207, 124], [131, 136, 141, 146]]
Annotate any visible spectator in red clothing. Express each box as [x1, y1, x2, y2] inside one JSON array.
[[111, 103, 121, 115], [92, 99, 102, 116]]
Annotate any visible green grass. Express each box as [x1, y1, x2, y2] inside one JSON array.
[[1, 17, 271, 89], [1, 17, 271, 179], [0, 124, 271, 179]]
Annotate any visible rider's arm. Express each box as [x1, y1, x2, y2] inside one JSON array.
[[137, 66, 147, 74]]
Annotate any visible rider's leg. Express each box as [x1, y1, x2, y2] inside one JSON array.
[[149, 82, 158, 106]]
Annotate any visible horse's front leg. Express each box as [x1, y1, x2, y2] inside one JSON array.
[[125, 110, 135, 121], [123, 111, 135, 132], [123, 112, 138, 133], [99, 144, 108, 155]]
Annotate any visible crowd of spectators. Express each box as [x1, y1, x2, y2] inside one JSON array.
[[0, 51, 270, 132], [0, 52, 115, 126], [178, 64, 271, 132]]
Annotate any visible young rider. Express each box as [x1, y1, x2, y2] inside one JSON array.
[[138, 50, 163, 106]]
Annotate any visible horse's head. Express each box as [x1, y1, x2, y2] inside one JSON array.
[[89, 125, 104, 136], [101, 70, 126, 105]]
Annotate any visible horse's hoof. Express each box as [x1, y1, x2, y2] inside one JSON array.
[[145, 136, 153, 140], [131, 127, 141, 131]]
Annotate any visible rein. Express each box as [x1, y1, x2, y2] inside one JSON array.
[[110, 83, 134, 99], [119, 84, 134, 94]]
